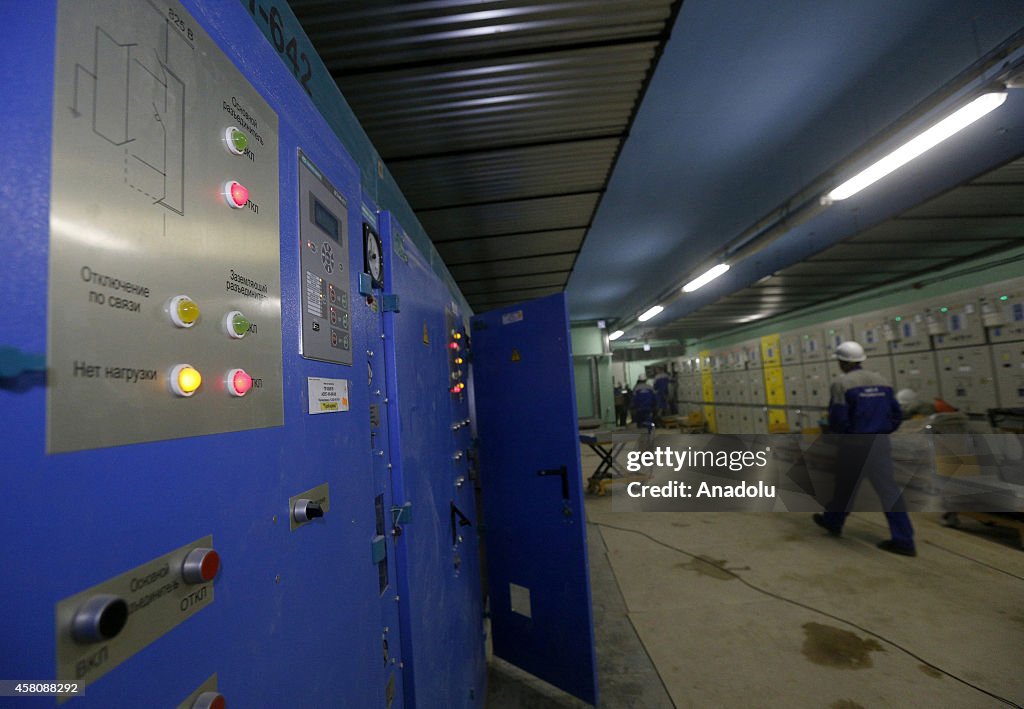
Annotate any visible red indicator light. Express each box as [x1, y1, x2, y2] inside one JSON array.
[[227, 368, 253, 397], [450, 385, 460, 394], [449, 342, 460, 350], [224, 180, 249, 208]]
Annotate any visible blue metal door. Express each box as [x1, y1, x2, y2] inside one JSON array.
[[471, 293, 598, 705]]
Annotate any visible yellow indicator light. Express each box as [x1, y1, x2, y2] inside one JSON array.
[[453, 332, 462, 340], [454, 357, 464, 365], [170, 364, 202, 397], [179, 368, 201, 393], [169, 295, 200, 328], [178, 299, 199, 324]]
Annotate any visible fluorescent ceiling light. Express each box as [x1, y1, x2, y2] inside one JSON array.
[[638, 305, 664, 322], [827, 90, 1007, 201], [683, 263, 730, 293], [609, 330, 624, 340]]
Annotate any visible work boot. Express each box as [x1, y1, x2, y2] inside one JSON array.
[[877, 540, 917, 557], [812, 513, 841, 537]]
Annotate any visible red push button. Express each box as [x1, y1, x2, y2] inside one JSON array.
[[192, 692, 226, 709], [182, 548, 220, 584]]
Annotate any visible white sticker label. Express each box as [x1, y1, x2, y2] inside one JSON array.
[[307, 377, 349, 414], [501, 310, 524, 325]]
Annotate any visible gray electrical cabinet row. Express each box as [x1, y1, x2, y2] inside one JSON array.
[[674, 275, 1024, 432]]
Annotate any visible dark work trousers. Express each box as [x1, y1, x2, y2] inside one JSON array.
[[822, 435, 914, 547], [615, 405, 628, 427]]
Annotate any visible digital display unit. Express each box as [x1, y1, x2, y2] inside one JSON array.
[[311, 194, 340, 243]]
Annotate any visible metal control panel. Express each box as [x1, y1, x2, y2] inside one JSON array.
[[852, 314, 889, 356], [889, 308, 932, 354], [982, 285, 1024, 344], [782, 365, 806, 407], [779, 333, 802, 365], [892, 351, 941, 401], [800, 328, 827, 363], [992, 342, 1024, 408], [56, 536, 216, 693], [932, 298, 986, 349], [298, 150, 352, 365], [822, 320, 854, 359], [803, 362, 830, 407], [47, 0, 282, 452], [936, 346, 999, 413]]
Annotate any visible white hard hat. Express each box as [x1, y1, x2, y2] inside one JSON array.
[[896, 389, 918, 407], [835, 341, 866, 362]]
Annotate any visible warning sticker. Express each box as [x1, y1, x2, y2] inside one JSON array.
[[307, 377, 349, 414], [502, 310, 524, 325]]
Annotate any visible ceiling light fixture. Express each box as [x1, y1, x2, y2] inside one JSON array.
[[826, 89, 1008, 202], [682, 263, 730, 293], [638, 305, 664, 322], [609, 330, 624, 341]]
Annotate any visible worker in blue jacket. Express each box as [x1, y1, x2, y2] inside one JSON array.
[[631, 376, 657, 431], [813, 341, 915, 556], [653, 367, 671, 418]]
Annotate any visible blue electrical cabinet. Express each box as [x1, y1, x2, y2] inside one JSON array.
[[379, 211, 487, 708], [0, 1, 594, 707]]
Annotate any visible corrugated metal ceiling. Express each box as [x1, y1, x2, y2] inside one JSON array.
[[289, 0, 681, 312], [289, 1, 1024, 340], [651, 156, 1024, 339]]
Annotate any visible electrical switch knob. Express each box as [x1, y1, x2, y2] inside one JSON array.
[[70, 594, 129, 644], [225, 310, 250, 339], [182, 548, 221, 584], [293, 499, 324, 523], [192, 692, 227, 709]]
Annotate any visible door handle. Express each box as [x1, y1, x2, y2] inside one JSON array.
[[537, 466, 569, 500], [450, 501, 472, 546]]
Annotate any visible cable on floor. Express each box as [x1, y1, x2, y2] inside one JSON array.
[[590, 520, 1023, 709]]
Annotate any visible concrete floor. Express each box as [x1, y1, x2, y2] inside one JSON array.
[[489, 434, 1024, 708]]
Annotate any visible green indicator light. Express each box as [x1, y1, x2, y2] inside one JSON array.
[[225, 126, 248, 155], [231, 129, 248, 153], [1000, 295, 1009, 301], [940, 307, 949, 313], [894, 316, 902, 322], [232, 312, 250, 336]]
